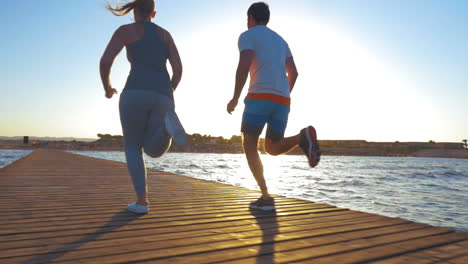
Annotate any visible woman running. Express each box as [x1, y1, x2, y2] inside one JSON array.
[[100, 0, 183, 214]]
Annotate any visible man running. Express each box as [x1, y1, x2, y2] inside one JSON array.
[[227, 2, 321, 211]]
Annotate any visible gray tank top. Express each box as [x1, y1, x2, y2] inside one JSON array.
[[124, 21, 172, 97]]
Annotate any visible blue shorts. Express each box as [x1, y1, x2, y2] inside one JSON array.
[[241, 98, 290, 141]]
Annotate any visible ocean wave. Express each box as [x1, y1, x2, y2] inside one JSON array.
[[185, 164, 201, 169], [174, 170, 187, 175], [215, 164, 230, 169], [421, 183, 462, 193], [411, 172, 437, 179], [317, 188, 338, 193], [291, 165, 309, 170], [348, 179, 367, 187], [442, 170, 467, 177], [371, 199, 399, 206]]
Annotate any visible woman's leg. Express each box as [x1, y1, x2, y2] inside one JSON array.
[[143, 94, 173, 158], [119, 90, 151, 205]]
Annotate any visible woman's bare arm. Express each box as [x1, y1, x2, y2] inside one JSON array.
[[166, 32, 183, 91], [100, 26, 126, 98]]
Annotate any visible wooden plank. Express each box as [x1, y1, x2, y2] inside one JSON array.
[[0, 203, 336, 231], [288, 233, 467, 264], [219, 231, 464, 264], [0, 208, 346, 243], [374, 240, 468, 264], [0, 214, 392, 260], [369, 240, 468, 264], [0, 210, 363, 251], [438, 254, 468, 264], [4, 220, 419, 264]]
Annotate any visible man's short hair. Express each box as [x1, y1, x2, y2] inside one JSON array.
[[247, 2, 270, 24]]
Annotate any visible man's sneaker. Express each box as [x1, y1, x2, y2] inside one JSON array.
[[249, 197, 275, 211], [299, 126, 321, 168], [164, 111, 187, 146], [127, 202, 149, 214]]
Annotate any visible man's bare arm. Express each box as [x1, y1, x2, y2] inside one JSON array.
[[227, 50, 255, 114], [286, 56, 298, 92]]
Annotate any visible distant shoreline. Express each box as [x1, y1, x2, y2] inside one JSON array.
[[1, 145, 467, 159], [2, 135, 467, 159]]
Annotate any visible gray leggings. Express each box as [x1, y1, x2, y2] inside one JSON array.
[[119, 89, 173, 195]]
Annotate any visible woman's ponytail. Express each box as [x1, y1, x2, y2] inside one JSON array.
[[107, 0, 154, 17]]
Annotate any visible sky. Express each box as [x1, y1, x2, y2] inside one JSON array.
[[1, 0, 467, 142]]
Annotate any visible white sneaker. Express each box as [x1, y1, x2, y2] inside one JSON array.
[[164, 111, 187, 146], [127, 202, 149, 214]]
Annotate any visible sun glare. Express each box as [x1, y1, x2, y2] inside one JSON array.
[[100, 14, 439, 142], [273, 17, 439, 141]]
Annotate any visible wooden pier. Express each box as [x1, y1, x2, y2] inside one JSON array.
[[0, 149, 466, 263]]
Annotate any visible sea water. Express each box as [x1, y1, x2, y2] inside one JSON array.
[[0, 149, 32, 168]]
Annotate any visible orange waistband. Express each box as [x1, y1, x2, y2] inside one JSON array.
[[247, 93, 291, 106]]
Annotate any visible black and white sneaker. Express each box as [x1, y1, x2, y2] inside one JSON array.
[[249, 197, 276, 211], [299, 126, 321, 168]]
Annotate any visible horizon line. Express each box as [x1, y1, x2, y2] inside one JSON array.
[[0, 135, 466, 144]]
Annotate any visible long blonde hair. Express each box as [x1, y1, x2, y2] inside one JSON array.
[[107, 0, 155, 17]]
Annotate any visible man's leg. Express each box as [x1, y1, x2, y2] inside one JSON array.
[[266, 126, 321, 168], [262, 102, 299, 156], [264, 134, 300, 156], [242, 133, 271, 199]]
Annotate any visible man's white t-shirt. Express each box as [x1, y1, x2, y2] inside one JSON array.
[[238, 25, 292, 98]]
